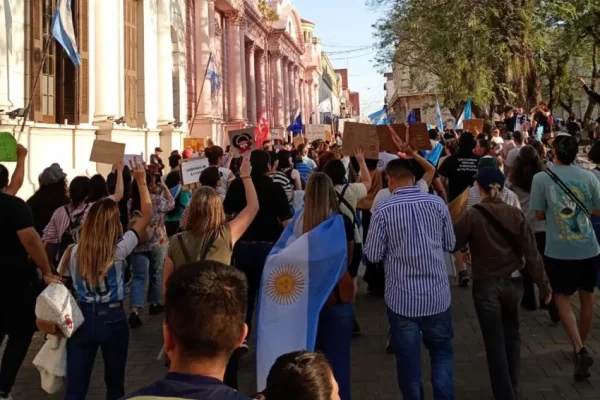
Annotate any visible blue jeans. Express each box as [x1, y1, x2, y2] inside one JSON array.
[[232, 242, 274, 332], [387, 306, 454, 400], [316, 303, 354, 400], [130, 246, 167, 309], [65, 303, 129, 400]]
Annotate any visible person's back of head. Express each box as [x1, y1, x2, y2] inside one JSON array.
[[257, 351, 338, 400], [510, 145, 544, 193], [206, 146, 225, 165], [458, 132, 476, 156], [199, 166, 221, 189], [250, 150, 271, 176], [512, 131, 523, 145], [69, 176, 92, 207], [164, 261, 248, 367], [303, 173, 339, 233], [323, 159, 346, 186], [428, 129, 439, 141], [88, 174, 109, 203], [169, 154, 182, 169], [385, 158, 415, 190], [552, 135, 578, 165], [276, 150, 292, 170], [297, 143, 307, 155]]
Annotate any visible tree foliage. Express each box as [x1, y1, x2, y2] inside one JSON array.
[[370, 0, 600, 120]]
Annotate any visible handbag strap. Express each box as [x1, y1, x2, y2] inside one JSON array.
[[544, 169, 591, 219], [177, 229, 219, 265], [337, 184, 358, 227], [177, 234, 192, 264], [472, 204, 522, 256], [58, 245, 75, 280], [200, 230, 218, 261]]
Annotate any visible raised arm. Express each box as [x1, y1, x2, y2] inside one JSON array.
[[112, 161, 125, 203], [407, 145, 435, 186], [5, 145, 28, 196], [354, 149, 372, 191], [229, 154, 259, 245], [130, 162, 153, 236]]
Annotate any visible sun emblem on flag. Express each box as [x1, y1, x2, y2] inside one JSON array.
[[266, 264, 306, 305]]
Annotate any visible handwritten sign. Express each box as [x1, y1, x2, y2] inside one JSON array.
[[124, 153, 144, 167], [377, 125, 401, 153], [305, 124, 329, 142], [180, 157, 210, 186], [407, 123, 433, 151], [0, 132, 17, 162], [342, 123, 380, 160], [293, 136, 305, 148], [463, 119, 484, 134], [90, 140, 126, 165], [184, 138, 206, 153], [228, 128, 256, 157]]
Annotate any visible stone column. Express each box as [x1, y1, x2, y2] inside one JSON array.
[[208, 0, 215, 51], [293, 67, 299, 110], [227, 12, 244, 122], [157, 0, 174, 125], [282, 58, 289, 126], [94, 0, 120, 120], [256, 50, 266, 117], [195, 0, 211, 117], [240, 26, 247, 121], [299, 79, 304, 121], [287, 62, 294, 113], [313, 82, 320, 124], [271, 52, 284, 128], [246, 43, 257, 124], [306, 79, 312, 124]]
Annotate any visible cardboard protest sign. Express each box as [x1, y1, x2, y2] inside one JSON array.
[[377, 125, 402, 153], [325, 126, 333, 143], [90, 140, 126, 165], [407, 123, 432, 151], [342, 123, 379, 160], [180, 157, 210, 186], [124, 153, 144, 167], [449, 187, 469, 223], [463, 119, 484, 134], [305, 124, 329, 142], [184, 138, 205, 153], [0, 132, 18, 162], [228, 128, 256, 157], [293, 136, 305, 148]]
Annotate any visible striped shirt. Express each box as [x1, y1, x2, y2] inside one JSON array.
[[295, 162, 314, 185], [365, 186, 456, 317], [63, 230, 139, 303], [467, 186, 521, 209], [271, 171, 294, 201]]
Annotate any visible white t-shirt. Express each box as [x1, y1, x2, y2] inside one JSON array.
[[377, 152, 399, 171], [491, 136, 504, 146], [217, 167, 233, 197], [504, 145, 524, 168], [335, 183, 368, 243]]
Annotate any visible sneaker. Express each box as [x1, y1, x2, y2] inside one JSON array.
[[128, 312, 143, 329], [352, 318, 361, 337], [574, 347, 594, 381], [458, 270, 471, 288], [149, 304, 164, 315]]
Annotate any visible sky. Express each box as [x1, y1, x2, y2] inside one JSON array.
[[293, 0, 386, 117]]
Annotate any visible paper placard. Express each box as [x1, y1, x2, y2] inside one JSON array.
[[407, 123, 432, 151], [184, 138, 206, 153], [377, 125, 402, 152], [0, 132, 17, 162], [293, 136, 305, 148], [124, 153, 144, 167], [228, 128, 256, 157], [90, 140, 126, 165], [305, 124, 329, 142], [180, 157, 210, 186], [463, 119, 484, 134], [341, 123, 380, 160], [449, 187, 469, 223], [325, 127, 333, 143]]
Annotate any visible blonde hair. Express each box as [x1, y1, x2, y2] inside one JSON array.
[[303, 173, 340, 233], [77, 198, 123, 285], [478, 182, 502, 200], [185, 186, 227, 235]]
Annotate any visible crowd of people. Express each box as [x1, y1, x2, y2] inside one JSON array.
[[1, 96, 600, 400]]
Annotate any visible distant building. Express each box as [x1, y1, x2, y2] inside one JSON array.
[[349, 92, 360, 117]]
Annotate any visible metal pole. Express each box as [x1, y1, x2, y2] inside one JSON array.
[[187, 52, 213, 137]]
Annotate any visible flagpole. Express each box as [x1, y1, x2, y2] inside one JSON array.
[[188, 52, 213, 138]]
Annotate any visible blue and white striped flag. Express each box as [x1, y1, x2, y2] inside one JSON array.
[[256, 212, 348, 391], [436, 100, 444, 132], [51, 0, 81, 66], [456, 99, 472, 130], [206, 54, 221, 96], [368, 108, 388, 125]]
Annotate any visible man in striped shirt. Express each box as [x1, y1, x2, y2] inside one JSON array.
[[365, 158, 456, 400]]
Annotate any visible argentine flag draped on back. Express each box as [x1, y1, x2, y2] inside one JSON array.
[[256, 212, 348, 391]]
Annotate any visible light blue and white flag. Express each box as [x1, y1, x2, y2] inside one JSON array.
[[256, 212, 348, 391], [455, 100, 472, 130], [206, 54, 221, 96], [368, 108, 388, 125], [436, 100, 444, 133], [51, 0, 81, 66]]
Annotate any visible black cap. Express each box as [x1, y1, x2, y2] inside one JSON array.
[[155, 147, 163, 153]]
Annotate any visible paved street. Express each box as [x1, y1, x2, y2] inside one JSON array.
[[5, 280, 600, 400]]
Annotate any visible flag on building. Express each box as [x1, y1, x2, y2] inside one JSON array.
[[456, 100, 472, 130], [51, 0, 81, 66], [206, 54, 221, 96], [255, 109, 270, 149], [288, 112, 303, 137], [368, 108, 388, 125], [436, 100, 444, 133], [406, 109, 417, 124], [256, 212, 348, 391]]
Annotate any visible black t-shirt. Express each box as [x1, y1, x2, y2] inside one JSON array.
[[438, 154, 480, 201], [1, 192, 35, 276], [224, 174, 293, 242], [122, 372, 252, 400]]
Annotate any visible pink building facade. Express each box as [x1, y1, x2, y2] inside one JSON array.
[[188, 0, 319, 144]]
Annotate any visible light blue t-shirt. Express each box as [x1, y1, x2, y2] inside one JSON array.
[[530, 165, 600, 260]]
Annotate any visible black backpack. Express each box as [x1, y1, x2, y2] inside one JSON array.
[[58, 205, 88, 262]]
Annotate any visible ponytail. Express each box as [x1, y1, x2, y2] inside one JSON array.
[[487, 183, 502, 200]]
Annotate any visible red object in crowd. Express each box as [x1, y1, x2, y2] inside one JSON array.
[[255, 109, 270, 149], [182, 149, 193, 158]]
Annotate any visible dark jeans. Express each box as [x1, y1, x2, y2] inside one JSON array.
[[65, 303, 129, 400], [387, 306, 454, 400], [472, 277, 523, 400], [0, 280, 38, 395], [316, 303, 354, 400], [232, 241, 275, 332]]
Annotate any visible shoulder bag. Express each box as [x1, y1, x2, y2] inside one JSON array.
[[176, 229, 219, 265], [544, 168, 591, 219]]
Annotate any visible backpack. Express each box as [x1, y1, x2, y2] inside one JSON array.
[[58, 205, 88, 262]]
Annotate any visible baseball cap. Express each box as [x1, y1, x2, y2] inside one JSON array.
[[477, 156, 499, 170], [40, 163, 67, 186], [155, 147, 163, 153], [475, 167, 505, 191]]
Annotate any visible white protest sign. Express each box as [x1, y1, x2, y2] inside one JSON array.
[[180, 157, 209, 186], [305, 124, 329, 142], [124, 153, 144, 166]]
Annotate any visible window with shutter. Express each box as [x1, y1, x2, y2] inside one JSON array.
[[124, 0, 138, 128], [78, 0, 90, 123], [40, 0, 56, 123]]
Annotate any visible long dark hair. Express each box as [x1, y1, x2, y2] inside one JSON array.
[[88, 174, 109, 203], [509, 145, 544, 193], [26, 179, 70, 236]]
